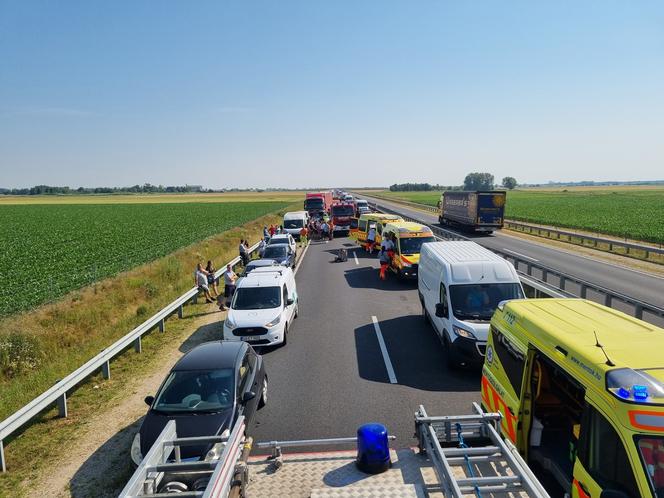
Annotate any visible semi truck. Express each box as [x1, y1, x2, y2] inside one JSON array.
[[437, 190, 506, 233], [304, 191, 333, 215]]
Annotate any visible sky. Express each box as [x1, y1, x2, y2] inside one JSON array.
[[1, 1, 664, 189]]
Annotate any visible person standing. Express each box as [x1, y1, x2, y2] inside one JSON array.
[[366, 224, 377, 253], [223, 264, 237, 309], [258, 238, 266, 257], [263, 226, 269, 241], [195, 263, 214, 303], [328, 219, 335, 240], [269, 224, 276, 237], [378, 248, 390, 280], [205, 260, 219, 298], [299, 225, 308, 246], [244, 240, 251, 262], [239, 239, 249, 266]]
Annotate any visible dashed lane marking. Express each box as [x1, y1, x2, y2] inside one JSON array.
[[501, 248, 539, 262], [371, 316, 397, 384], [353, 251, 359, 265]]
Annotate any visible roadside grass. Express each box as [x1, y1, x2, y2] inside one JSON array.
[[0, 205, 297, 494], [370, 188, 664, 245]]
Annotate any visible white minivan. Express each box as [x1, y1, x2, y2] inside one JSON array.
[[223, 266, 298, 347], [418, 241, 524, 368], [282, 211, 309, 240]]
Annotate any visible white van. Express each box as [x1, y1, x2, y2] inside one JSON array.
[[283, 211, 309, 240], [418, 241, 524, 368], [223, 266, 298, 347]]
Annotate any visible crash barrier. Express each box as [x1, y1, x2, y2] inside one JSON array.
[[372, 201, 664, 326], [0, 241, 260, 472], [361, 193, 664, 264]]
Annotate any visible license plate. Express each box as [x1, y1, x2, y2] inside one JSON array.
[[242, 336, 260, 342]]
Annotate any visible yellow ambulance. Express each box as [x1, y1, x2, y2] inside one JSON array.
[[351, 213, 403, 247], [381, 221, 435, 279], [482, 298, 664, 498]]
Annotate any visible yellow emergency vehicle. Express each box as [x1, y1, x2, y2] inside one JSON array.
[[381, 221, 435, 279], [350, 213, 403, 247], [483, 298, 664, 498]]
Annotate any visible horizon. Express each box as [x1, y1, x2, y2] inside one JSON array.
[[2, 1, 663, 188]]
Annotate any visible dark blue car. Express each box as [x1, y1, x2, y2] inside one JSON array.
[[261, 243, 295, 268], [131, 341, 267, 464]]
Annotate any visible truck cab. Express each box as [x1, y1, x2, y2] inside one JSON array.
[[483, 298, 664, 498]]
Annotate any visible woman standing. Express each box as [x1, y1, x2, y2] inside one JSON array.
[[205, 260, 219, 298]]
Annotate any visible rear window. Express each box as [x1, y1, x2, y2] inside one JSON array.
[[263, 245, 288, 258], [284, 219, 303, 229]]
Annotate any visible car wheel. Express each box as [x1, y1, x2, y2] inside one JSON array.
[[282, 325, 288, 346], [294, 304, 299, 319], [258, 375, 268, 409]]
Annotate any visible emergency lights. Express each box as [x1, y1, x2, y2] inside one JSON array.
[[356, 423, 391, 474], [607, 368, 664, 405]]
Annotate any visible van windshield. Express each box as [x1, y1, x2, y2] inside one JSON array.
[[284, 219, 303, 229], [399, 236, 435, 254], [450, 283, 523, 320], [232, 286, 281, 309], [635, 436, 664, 497]]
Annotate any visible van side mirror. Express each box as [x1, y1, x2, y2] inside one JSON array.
[[600, 491, 629, 498], [286, 298, 294, 306], [435, 302, 448, 318], [144, 395, 154, 406], [241, 391, 256, 403]]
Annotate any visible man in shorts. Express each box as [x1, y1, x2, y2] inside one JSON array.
[[195, 263, 214, 303], [223, 264, 237, 309]]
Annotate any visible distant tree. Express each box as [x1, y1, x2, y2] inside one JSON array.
[[502, 176, 517, 190], [463, 172, 495, 190]]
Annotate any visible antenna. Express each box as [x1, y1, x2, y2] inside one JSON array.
[[594, 331, 615, 367]]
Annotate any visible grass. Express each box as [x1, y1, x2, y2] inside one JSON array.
[[371, 188, 664, 245], [0, 200, 299, 316]]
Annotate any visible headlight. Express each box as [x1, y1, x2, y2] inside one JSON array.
[[224, 316, 237, 330], [264, 315, 281, 328], [453, 325, 477, 340], [131, 432, 142, 466]]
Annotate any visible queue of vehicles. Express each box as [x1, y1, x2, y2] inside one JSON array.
[[128, 194, 664, 498]]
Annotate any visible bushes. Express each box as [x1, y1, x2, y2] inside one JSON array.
[[0, 332, 43, 379]]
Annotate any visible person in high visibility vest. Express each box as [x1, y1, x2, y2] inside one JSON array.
[[365, 224, 377, 253]]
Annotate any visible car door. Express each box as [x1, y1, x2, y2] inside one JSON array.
[[237, 351, 259, 423]]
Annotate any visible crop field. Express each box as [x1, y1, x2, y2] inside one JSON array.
[[0, 200, 293, 316], [371, 187, 664, 244]]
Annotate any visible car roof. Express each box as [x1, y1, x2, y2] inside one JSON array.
[[264, 243, 289, 250], [384, 221, 433, 234], [240, 266, 291, 287], [174, 341, 244, 371], [358, 213, 402, 221], [248, 259, 279, 267]]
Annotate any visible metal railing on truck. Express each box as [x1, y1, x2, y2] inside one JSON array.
[[0, 242, 260, 473], [369, 200, 664, 326]]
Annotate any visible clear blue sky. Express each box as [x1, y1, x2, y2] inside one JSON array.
[[1, 1, 663, 189]]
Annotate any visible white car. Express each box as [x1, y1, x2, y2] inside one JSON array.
[[267, 234, 297, 254], [223, 266, 298, 346]]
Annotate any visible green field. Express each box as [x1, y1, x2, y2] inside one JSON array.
[[0, 201, 290, 316], [374, 188, 664, 244]]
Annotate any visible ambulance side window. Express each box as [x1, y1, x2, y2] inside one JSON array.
[[359, 220, 367, 232], [578, 404, 639, 497], [490, 326, 525, 395], [377, 224, 383, 235]]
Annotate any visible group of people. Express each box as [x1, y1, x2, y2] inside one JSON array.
[[307, 216, 334, 241], [377, 233, 396, 280], [194, 261, 238, 310], [263, 224, 285, 240]]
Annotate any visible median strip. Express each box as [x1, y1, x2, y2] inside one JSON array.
[[371, 316, 397, 384]]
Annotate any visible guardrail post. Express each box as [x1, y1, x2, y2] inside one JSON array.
[[134, 337, 142, 353], [604, 294, 613, 307], [57, 393, 68, 418], [192, 294, 198, 304], [1, 439, 6, 472], [102, 360, 111, 380], [634, 304, 643, 320], [541, 269, 548, 282], [559, 276, 566, 290], [580, 284, 587, 298], [158, 318, 165, 332], [177, 304, 184, 319], [526, 263, 533, 276]]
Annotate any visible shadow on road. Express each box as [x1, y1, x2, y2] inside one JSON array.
[[343, 267, 413, 291], [69, 416, 144, 498], [354, 315, 480, 392], [179, 320, 223, 353]]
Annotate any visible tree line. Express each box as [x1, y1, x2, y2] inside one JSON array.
[[390, 173, 518, 192], [0, 184, 206, 195]]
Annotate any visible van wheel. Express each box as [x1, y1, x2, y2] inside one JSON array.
[[444, 336, 459, 370], [282, 325, 288, 346]]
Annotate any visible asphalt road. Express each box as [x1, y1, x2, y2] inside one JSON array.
[[360, 194, 664, 310], [249, 236, 481, 451]]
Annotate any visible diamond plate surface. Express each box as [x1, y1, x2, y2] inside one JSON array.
[[311, 484, 423, 498]]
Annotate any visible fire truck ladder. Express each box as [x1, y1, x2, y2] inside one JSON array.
[[118, 416, 248, 498], [415, 403, 550, 498]]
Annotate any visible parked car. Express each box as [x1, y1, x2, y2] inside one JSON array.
[[261, 243, 295, 268], [267, 233, 297, 254], [131, 341, 267, 465], [418, 241, 524, 368], [223, 266, 298, 347], [242, 259, 280, 277]]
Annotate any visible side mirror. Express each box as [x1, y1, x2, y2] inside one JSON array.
[[435, 302, 448, 318], [241, 391, 256, 403], [144, 395, 154, 406], [286, 298, 295, 306], [600, 491, 630, 498]]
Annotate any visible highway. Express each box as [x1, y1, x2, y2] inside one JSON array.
[[359, 194, 664, 309], [249, 236, 480, 449]]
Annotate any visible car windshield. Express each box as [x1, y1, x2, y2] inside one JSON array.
[[232, 286, 281, 309], [153, 369, 234, 414], [450, 283, 524, 320], [284, 219, 303, 229], [635, 436, 664, 497], [263, 245, 288, 258], [399, 236, 435, 254], [331, 206, 354, 217]]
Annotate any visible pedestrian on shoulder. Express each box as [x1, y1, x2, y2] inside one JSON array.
[[378, 249, 390, 280], [205, 260, 219, 298], [299, 226, 308, 246], [223, 264, 237, 309], [195, 263, 214, 303], [263, 226, 269, 241], [269, 224, 276, 237]]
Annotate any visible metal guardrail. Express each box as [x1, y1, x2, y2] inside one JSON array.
[[369, 200, 664, 325], [0, 242, 260, 472]]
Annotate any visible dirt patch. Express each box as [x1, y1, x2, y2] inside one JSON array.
[[28, 310, 224, 498]]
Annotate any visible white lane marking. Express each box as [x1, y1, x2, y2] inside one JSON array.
[[353, 251, 359, 265], [501, 248, 539, 262], [371, 316, 397, 384], [293, 241, 310, 277]]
